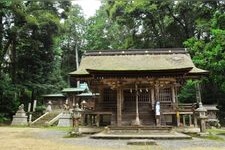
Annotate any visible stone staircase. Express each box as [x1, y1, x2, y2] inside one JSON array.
[[122, 102, 155, 126], [31, 111, 62, 127]]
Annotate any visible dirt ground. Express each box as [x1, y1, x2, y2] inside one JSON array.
[[0, 127, 159, 150], [0, 127, 225, 150]]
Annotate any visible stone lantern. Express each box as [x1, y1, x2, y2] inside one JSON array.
[[195, 102, 208, 132], [72, 103, 84, 135], [81, 100, 87, 110]]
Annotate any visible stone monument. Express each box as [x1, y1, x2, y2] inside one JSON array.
[[11, 104, 28, 126], [57, 102, 72, 127]]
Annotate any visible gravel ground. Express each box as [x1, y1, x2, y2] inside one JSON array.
[[36, 129, 225, 150]]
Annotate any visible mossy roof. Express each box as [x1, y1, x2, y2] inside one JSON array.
[[77, 92, 100, 97], [69, 50, 208, 76], [42, 94, 65, 98], [62, 83, 89, 93]]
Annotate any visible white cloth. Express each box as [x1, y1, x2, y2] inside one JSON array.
[[155, 101, 160, 116]]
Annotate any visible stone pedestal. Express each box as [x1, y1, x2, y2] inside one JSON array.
[[11, 104, 28, 126], [57, 112, 72, 127]]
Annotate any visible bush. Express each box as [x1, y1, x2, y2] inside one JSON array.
[[0, 113, 9, 124]]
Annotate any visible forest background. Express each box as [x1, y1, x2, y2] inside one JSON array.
[[0, 1, 225, 125]]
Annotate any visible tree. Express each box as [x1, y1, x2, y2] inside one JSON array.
[[0, 1, 71, 120], [60, 4, 86, 81], [184, 11, 225, 124], [105, 1, 224, 49]]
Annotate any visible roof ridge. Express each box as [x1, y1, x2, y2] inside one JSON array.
[[84, 48, 188, 56]]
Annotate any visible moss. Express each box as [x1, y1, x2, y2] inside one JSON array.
[[200, 134, 224, 141]]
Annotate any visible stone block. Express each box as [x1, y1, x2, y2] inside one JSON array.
[[57, 113, 72, 127], [127, 139, 157, 145]]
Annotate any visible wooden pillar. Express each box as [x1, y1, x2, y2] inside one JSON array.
[[171, 85, 176, 110], [96, 114, 100, 127], [151, 88, 155, 109], [183, 115, 186, 126], [194, 114, 198, 127], [155, 82, 160, 101], [171, 86, 176, 103], [72, 96, 75, 106], [121, 88, 124, 111], [176, 111, 180, 127], [87, 114, 92, 126], [155, 82, 161, 126], [134, 83, 141, 125], [98, 87, 104, 104], [117, 87, 122, 126], [189, 115, 192, 126]]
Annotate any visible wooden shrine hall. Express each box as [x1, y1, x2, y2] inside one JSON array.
[[69, 48, 208, 127]]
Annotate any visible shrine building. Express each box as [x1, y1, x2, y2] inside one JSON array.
[[69, 48, 208, 127]]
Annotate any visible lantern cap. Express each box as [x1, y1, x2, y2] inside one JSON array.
[[195, 102, 207, 112]]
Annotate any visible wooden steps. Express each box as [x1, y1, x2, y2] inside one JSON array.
[[122, 101, 155, 126]]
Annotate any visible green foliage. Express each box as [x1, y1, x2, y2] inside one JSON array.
[[35, 105, 46, 113], [60, 4, 86, 80], [0, 1, 71, 121], [178, 80, 197, 103], [184, 12, 225, 125], [0, 113, 9, 123], [0, 73, 19, 119], [84, 4, 123, 50], [104, 1, 219, 49]]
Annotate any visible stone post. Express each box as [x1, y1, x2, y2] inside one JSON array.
[[28, 103, 31, 112], [33, 100, 37, 112]]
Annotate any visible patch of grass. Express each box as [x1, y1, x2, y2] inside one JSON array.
[[10, 125, 28, 128], [208, 128, 225, 135], [187, 132, 224, 141], [217, 132, 225, 136], [44, 126, 73, 131], [200, 134, 224, 141], [63, 133, 85, 138], [181, 147, 225, 150]]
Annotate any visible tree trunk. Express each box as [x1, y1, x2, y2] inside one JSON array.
[[0, 12, 3, 69], [11, 34, 17, 84]]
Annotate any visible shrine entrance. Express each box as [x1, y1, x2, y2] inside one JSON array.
[[122, 88, 155, 125]]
